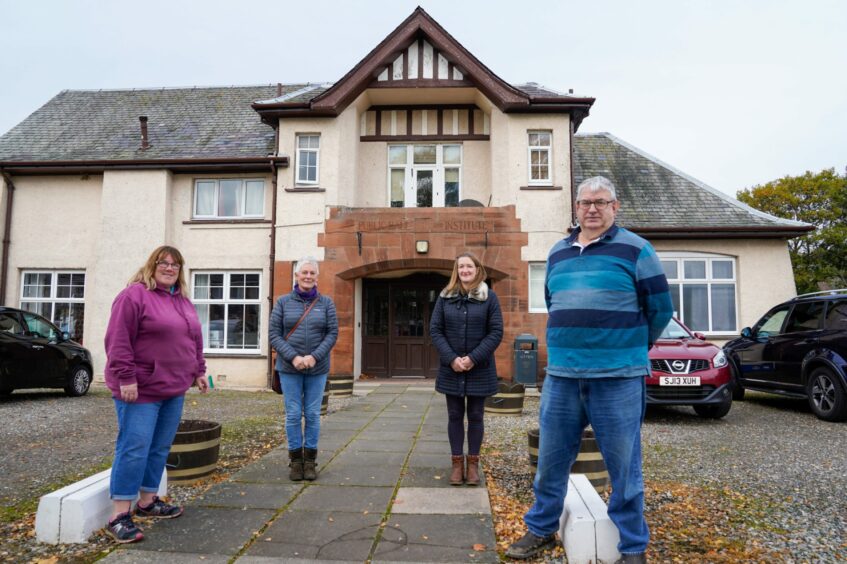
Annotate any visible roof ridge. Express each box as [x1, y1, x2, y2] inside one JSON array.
[[57, 83, 308, 94], [591, 132, 811, 228]]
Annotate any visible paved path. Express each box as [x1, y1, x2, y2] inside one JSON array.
[[102, 383, 499, 563]]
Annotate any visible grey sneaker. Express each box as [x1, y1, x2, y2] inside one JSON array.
[[135, 496, 184, 519], [106, 512, 143, 544], [505, 531, 558, 559]]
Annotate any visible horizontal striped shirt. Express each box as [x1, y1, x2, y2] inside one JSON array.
[[545, 224, 673, 378]]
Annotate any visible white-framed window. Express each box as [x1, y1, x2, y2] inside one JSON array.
[[528, 131, 552, 185], [659, 253, 737, 334], [192, 272, 261, 353], [387, 144, 462, 208], [296, 134, 320, 185], [20, 270, 86, 343], [529, 262, 547, 312], [193, 179, 265, 219]]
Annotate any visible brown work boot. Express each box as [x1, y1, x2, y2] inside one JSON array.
[[466, 454, 480, 486], [288, 448, 304, 481], [450, 455, 464, 485], [303, 448, 318, 481]]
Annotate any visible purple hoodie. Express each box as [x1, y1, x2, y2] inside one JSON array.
[[104, 283, 206, 403]]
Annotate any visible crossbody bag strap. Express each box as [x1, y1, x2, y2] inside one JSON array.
[[284, 297, 319, 341]]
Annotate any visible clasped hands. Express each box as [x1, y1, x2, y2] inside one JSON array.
[[293, 355, 317, 371], [450, 356, 475, 373]]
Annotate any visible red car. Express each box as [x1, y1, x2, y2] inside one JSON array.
[[647, 318, 733, 419]]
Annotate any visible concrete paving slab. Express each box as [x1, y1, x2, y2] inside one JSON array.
[[289, 485, 393, 513], [356, 430, 418, 441], [399, 466, 454, 488], [245, 510, 381, 561], [231, 457, 295, 484], [347, 439, 412, 453], [124, 507, 275, 555], [331, 450, 408, 467], [318, 463, 402, 486], [238, 557, 361, 564], [101, 549, 229, 563], [366, 420, 422, 432], [409, 440, 450, 454], [407, 452, 452, 468], [373, 514, 498, 562], [194, 482, 301, 509], [392, 487, 491, 514]]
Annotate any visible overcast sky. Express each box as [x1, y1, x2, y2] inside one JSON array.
[[1, 0, 844, 197]]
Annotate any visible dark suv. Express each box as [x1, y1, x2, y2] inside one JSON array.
[[723, 290, 847, 422]]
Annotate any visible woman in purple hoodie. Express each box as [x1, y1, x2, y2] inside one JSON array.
[[103, 245, 208, 543]]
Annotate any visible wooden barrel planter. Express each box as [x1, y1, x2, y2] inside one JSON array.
[[327, 373, 354, 397], [166, 420, 221, 485], [484, 380, 525, 415], [527, 427, 610, 493]]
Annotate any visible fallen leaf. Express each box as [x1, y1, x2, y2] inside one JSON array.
[[473, 543, 486, 551]]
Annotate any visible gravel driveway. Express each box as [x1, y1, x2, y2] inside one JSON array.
[[1, 384, 845, 562]]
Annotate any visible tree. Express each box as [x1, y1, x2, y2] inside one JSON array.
[[737, 168, 847, 294]]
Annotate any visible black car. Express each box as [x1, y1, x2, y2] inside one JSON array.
[[0, 306, 93, 396], [724, 290, 847, 422]]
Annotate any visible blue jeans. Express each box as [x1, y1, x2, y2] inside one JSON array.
[[524, 375, 649, 554], [280, 372, 327, 450], [110, 395, 184, 500]]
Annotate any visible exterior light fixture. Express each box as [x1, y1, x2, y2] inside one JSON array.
[[415, 240, 429, 254]]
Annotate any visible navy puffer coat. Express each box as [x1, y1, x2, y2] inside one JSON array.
[[430, 282, 503, 397]]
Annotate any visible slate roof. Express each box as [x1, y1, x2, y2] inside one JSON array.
[[514, 82, 582, 99], [573, 132, 811, 233], [0, 85, 306, 161]]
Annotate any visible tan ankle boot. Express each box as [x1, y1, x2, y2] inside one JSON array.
[[466, 455, 480, 486], [450, 455, 465, 486]]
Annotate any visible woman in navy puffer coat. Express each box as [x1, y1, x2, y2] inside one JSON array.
[[430, 252, 503, 486]]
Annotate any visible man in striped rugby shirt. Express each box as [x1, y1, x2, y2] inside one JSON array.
[[507, 176, 673, 563]]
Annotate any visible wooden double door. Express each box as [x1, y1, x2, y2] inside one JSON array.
[[362, 273, 448, 378]]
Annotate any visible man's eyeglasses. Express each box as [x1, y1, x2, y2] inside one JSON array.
[[156, 261, 181, 270], [576, 199, 615, 210]]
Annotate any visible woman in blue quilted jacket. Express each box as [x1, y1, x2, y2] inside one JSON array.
[[430, 252, 503, 486], [269, 257, 338, 482]]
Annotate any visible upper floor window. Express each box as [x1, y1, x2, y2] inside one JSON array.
[[193, 271, 261, 353], [529, 263, 547, 312], [388, 144, 462, 208], [528, 131, 552, 185], [20, 271, 85, 343], [194, 179, 264, 219], [659, 253, 737, 334], [296, 134, 320, 185]]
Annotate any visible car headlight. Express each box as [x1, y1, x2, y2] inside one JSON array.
[[712, 350, 727, 368]]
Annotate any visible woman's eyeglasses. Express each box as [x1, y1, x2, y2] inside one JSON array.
[[156, 261, 181, 270]]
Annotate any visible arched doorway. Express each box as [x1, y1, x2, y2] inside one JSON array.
[[362, 272, 449, 378]]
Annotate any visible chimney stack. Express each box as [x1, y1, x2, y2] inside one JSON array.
[[139, 116, 150, 150]]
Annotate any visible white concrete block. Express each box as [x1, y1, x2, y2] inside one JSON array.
[[36, 468, 167, 544], [559, 474, 621, 564]]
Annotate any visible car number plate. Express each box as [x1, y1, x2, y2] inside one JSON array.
[[659, 376, 700, 386]]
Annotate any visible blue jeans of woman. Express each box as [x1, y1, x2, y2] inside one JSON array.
[[281, 372, 327, 450], [110, 395, 184, 500], [524, 375, 649, 555]]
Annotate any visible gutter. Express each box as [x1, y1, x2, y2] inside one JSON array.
[[0, 156, 289, 175], [631, 225, 815, 239], [0, 170, 15, 306]]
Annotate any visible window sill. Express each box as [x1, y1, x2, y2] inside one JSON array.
[[285, 187, 326, 193], [183, 219, 271, 225], [520, 185, 562, 190], [204, 353, 267, 359]]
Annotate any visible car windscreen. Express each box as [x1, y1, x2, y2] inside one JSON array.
[[659, 319, 691, 339]]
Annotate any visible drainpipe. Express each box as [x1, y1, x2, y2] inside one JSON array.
[[266, 124, 281, 387], [569, 119, 576, 228], [0, 170, 15, 306]]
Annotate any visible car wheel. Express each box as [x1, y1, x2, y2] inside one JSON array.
[[729, 361, 745, 401], [0, 384, 13, 396], [807, 367, 847, 422], [693, 398, 732, 419], [65, 365, 92, 397]]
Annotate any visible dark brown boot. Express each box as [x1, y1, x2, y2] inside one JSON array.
[[289, 448, 304, 481], [303, 448, 318, 481], [450, 455, 465, 486], [466, 455, 480, 486]]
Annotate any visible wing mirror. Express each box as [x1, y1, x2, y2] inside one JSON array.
[[693, 332, 706, 340], [740, 327, 753, 338], [60, 331, 70, 342]]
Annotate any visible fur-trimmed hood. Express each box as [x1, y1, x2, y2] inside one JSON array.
[[440, 281, 489, 302]]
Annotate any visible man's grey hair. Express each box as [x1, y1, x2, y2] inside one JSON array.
[[576, 176, 617, 201], [295, 256, 320, 274]]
